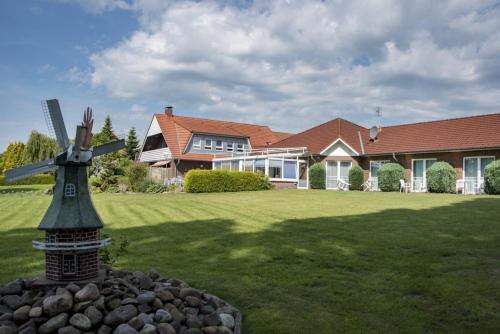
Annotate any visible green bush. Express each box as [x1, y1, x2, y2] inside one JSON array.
[[145, 183, 169, 193], [484, 160, 500, 194], [0, 174, 55, 186], [89, 176, 102, 188], [426, 161, 456, 193], [378, 163, 405, 192], [348, 165, 364, 190], [309, 163, 326, 189], [126, 162, 148, 192], [184, 170, 271, 193]]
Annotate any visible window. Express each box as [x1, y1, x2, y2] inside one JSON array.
[[369, 160, 390, 190], [213, 161, 221, 170], [284, 161, 297, 179], [227, 142, 234, 152], [412, 159, 436, 192], [220, 161, 231, 171], [237, 143, 244, 153], [64, 183, 76, 197], [193, 137, 201, 149], [255, 159, 265, 174], [62, 254, 76, 275], [269, 159, 282, 178], [244, 160, 254, 172], [204, 139, 212, 150], [215, 140, 223, 151], [231, 160, 240, 171], [464, 156, 495, 192]]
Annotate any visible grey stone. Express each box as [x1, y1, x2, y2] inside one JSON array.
[[75, 284, 100, 302], [84, 305, 103, 326], [183, 307, 199, 317], [69, 313, 92, 331], [155, 289, 175, 302], [139, 324, 156, 334], [29, 306, 42, 318], [152, 298, 163, 310], [18, 324, 37, 334], [94, 296, 106, 311], [121, 298, 138, 305], [97, 325, 112, 334], [137, 304, 152, 314], [0, 313, 12, 322], [66, 284, 81, 294], [73, 301, 93, 313], [136, 292, 155, 304], [186, 316, 202, 329], [107, 298, 122, 310], [137, 313, 153, 326], [0, 281, 22, 295], [58, 325, 82, 334], [218, 314, 234, 330], [185, 296, 200, 307], [133, 272, 153, 290], [203, 313, 220, 327], [170, 308, 185, 323], [56, 288, 70, 296], [127, 316, 144, 331], [13, 305, 31, 323], [184, 329, 202, 334], [103, 304, 138, 327], [148, 269, 160, 281], [2, 295, 23, 310], [199, 305, 214, 315], [0, 325, 17, 334], [179, 288, 201, 300], [43, 294, 73, 317], [165, 287, 180, 298], [201, 327, 231, 334], [39, 313, 68, 334], [156, 323, 176, 334], [114, 324, 139, 334], [154, 309, 172, 323]]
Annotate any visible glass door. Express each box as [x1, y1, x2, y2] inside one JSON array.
[[464, 157, 495, 194], [298, 161, 308, 189], [369, 161, 389, 190], [326, 161, 338, 189], [339, 161, 352, 183], [412, 159, 435, 192]]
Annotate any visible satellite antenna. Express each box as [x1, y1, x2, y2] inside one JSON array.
[[369, 106, 382, 141]]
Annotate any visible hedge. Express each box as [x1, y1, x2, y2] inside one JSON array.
[[184, 169, 271, 193], [378, 163, 405, 192], [426, 161, 456, 193], [485, 160, 500, 194], [0, 174, 55, 186], [309, 163, 326, 189], [348, 165, 364, 190]]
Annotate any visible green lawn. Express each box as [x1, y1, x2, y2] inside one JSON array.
[[1, 186, 500, 333]]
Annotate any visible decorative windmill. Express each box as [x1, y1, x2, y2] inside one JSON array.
[[5, 99, 125, 281]]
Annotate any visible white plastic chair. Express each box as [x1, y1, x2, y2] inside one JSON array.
[[338, 179, 350, 191], [362, 178, 374, 191], [400, 179, 411, 193]]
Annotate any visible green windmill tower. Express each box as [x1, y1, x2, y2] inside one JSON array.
[[5, 99, 125, 281]]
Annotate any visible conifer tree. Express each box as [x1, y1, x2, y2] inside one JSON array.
[[125, 127, 140, 160], [92, 116, 118, 146]]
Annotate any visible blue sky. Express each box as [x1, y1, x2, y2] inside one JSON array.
[[1, 0, 500, 151]]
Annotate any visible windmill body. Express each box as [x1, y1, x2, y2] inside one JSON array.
[[6, 99, 125, 281]]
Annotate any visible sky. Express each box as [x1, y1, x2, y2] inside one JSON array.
[[1, 0, 500, 151]]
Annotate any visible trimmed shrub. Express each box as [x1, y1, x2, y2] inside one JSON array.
[[348, 165, 364, 190], [309, 163, 326, 189], [378, 163, 405, 192], [184, 170, 271, 193], [0, 174, 54, 186], [485, 160, 500, 194], [426, 161, 457, 193]]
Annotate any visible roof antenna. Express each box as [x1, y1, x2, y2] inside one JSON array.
[[375, 106, 382, 129], [369, 106, 382, 142]]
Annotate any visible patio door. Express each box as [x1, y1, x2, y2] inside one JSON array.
[[412, 159, 435, 192], [369, 161, 389, 190], [464, 157, 495, 193], [298, 161, 308, 189], [326, 160, 352, 189]]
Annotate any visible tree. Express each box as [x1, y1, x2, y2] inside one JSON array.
[[0, 152, 4, 174], [125, 127, 140, 160], [91, 116, 118, 147], [1, 142, 26, 173], [24, 131, 59, 163]]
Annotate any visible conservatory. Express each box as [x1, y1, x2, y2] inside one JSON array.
[[212, 147, 309, 189]]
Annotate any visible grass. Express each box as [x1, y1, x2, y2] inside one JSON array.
[[1, 186, 500, 333]]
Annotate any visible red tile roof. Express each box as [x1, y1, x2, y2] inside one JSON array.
[[154, 113, 288, 160], [271, 113, 500, 155]]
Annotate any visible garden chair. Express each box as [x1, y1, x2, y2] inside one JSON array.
[[400, 179, 411, 193], [362, 178, 374, 191], [338, 179, 350, 191]]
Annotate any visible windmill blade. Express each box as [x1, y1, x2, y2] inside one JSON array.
[[93, 139, 126, 157], [5, 158, 57, 183], [42, 99, 70, 150]]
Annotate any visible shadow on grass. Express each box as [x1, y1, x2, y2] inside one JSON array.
[[1, 197, 500, 333]]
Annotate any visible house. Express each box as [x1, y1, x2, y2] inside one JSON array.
[[138, 107, 292, 181], [213, 113, 500, 192]]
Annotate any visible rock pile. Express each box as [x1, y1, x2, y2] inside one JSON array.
[[0, 268, 242, 334]]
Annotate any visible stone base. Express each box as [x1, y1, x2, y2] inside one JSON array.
[[31, 269, 107, 288]]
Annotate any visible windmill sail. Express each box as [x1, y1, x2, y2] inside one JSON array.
[[5, 158, 57, 183], [93, 139, 126, 157], [42, 99, 70, 150]]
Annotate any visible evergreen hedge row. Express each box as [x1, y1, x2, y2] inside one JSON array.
[[378, 163, 405, 192], [184, 170, 271, 193], [0, 174, 55, 186], [426, 161, 456, 193], [485, 160, 500, 194], [348, 165, 364, 190], [309, 163, 326, 189]]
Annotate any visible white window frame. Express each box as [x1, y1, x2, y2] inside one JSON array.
[[215, 140, 223, 151], [326, 160, 352, 190], [236, 143, 244, 153], [411, 158, 437, 192], [463, 156, 495, 193], [369, 160, 390, 191], [193, 137, 201, 149], [226, 142, 234, 152], [204, 139, 212, 150], [64, 183, 76, 197]]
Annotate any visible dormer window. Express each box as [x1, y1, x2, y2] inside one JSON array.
[[227, 142, 234, 152], [65, 183, 76, 197], [204, 139, 212, 150], [193, 138, 201, 149]]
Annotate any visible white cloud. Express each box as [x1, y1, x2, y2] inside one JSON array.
[[60, 66, 91, 84], [88, 0, 500, 131]]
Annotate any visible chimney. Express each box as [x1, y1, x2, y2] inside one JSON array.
[[165, 106, 173, 116]]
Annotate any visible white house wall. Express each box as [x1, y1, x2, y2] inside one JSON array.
[[147, 116, 162, 136], [324, 141, 357, 157]]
